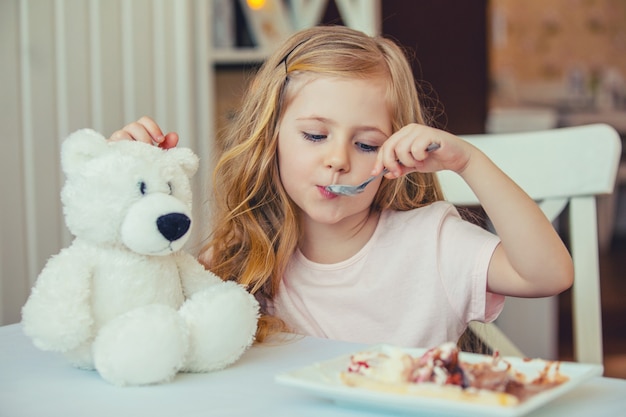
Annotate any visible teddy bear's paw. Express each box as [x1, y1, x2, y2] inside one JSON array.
[[21, 261, 94, 353], [22, 302, 93, 354], [179, 282, 260, 372], [93, 304, 189, 386]]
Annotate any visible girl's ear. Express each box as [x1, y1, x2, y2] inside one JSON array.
[[166, 147, 199, 178], [61, 129, 109, 177]]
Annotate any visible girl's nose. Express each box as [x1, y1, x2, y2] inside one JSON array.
[[325, 142, 350, 172]]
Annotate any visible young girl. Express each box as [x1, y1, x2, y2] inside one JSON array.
[[110, 25, 573, 348]]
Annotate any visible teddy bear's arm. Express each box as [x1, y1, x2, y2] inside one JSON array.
[[173, 252, 228, 297], [21, 245, 94, 352]]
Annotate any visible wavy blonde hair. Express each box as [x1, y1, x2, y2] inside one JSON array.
[[202, 25, 445, 342]]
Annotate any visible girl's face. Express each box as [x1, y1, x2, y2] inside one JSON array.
[[277, 74, 392, 229]]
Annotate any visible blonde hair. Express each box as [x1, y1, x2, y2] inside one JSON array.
[[202, 25, 445, 342]]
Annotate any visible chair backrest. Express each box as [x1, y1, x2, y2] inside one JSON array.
[[437, 123, 622, 364]]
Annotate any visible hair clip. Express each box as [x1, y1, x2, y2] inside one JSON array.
[[276, 39, 308, 74]]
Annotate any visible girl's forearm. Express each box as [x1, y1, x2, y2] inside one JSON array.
[[458, 149, 574, 296]]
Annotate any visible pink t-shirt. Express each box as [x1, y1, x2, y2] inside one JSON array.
[[271, 201, 504, 348]]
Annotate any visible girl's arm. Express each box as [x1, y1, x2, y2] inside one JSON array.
[[376, 124, 574, 298], [456, 147, 574, 297]]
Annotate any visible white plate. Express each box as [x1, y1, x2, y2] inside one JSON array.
[[275, 345, 603, 417]]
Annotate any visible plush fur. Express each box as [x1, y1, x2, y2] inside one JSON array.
[[21, 129, 259, 386]]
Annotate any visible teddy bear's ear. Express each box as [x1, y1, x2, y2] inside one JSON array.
[[61, 129, 109, 177], [166, 148, 199, 178]]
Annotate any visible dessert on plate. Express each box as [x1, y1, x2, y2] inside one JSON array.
[[340, 342, 568, 406]]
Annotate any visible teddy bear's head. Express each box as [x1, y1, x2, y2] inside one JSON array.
[[60, 129, 199, 255]]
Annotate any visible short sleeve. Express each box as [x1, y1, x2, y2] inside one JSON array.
[[437, 205, 504, 324]]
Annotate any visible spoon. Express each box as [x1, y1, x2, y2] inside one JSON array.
[[325, 142, 440, 196]]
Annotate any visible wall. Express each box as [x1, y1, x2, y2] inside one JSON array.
[[381, 0, 488, 134]]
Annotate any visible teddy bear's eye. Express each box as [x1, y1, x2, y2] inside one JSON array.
[[139, 181, 147, 195], [167, 182, 173, 195]]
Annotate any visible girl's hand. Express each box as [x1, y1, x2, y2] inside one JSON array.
[[108, 116, 179, 149], [374, 124, 473, 178]]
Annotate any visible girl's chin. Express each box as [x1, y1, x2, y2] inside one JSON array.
[[300, 207, 372, 228]]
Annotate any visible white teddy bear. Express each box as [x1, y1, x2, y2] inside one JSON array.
[[21, 129, 259, 386]]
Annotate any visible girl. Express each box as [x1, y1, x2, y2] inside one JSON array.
[[110, 25, 573, 348]]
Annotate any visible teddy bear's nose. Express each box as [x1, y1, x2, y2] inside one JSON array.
[[157, 213, 191, 242]]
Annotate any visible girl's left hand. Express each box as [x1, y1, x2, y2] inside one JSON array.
[[374, 124, 473, 178]]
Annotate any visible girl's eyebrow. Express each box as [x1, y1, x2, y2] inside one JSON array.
[[295, 116, 334, 124], [296, 116, 388, 136]]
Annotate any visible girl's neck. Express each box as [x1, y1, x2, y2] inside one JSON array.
[[298, 210, 381, 264]]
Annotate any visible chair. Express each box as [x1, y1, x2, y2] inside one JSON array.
[[437, 123, 622, 364]]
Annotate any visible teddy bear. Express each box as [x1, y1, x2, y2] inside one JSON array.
[[21, 128, 259, 386]]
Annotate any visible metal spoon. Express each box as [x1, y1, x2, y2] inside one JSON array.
[[325, 142, 440, 196]]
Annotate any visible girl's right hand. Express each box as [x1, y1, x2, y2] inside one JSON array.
[[108, 116, 179, 149]]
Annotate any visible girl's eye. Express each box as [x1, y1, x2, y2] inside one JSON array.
[[357, 142, 379, 153], [301, 132, 327, 142]]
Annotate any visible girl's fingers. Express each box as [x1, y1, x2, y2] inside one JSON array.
[[108, 123, 154, 144], [377, 125, 441, 176], [381, 135, 416, 175], [123, 121, 162, 144], [136, 116, 166, 144], [408, 142, 433, 163], [107, 116, 179, 148], [159, 132, 179, 149], [109, 129, 133, 142]]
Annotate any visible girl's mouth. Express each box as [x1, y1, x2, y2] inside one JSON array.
[[318, 185, 339, 199]]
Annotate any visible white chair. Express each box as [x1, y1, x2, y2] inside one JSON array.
[[437, 123, 622, 364]]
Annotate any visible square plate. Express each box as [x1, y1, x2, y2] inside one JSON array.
[[275, 345, 603, 416]]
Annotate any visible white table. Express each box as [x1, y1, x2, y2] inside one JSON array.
[[1, 323, 625, 417]]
